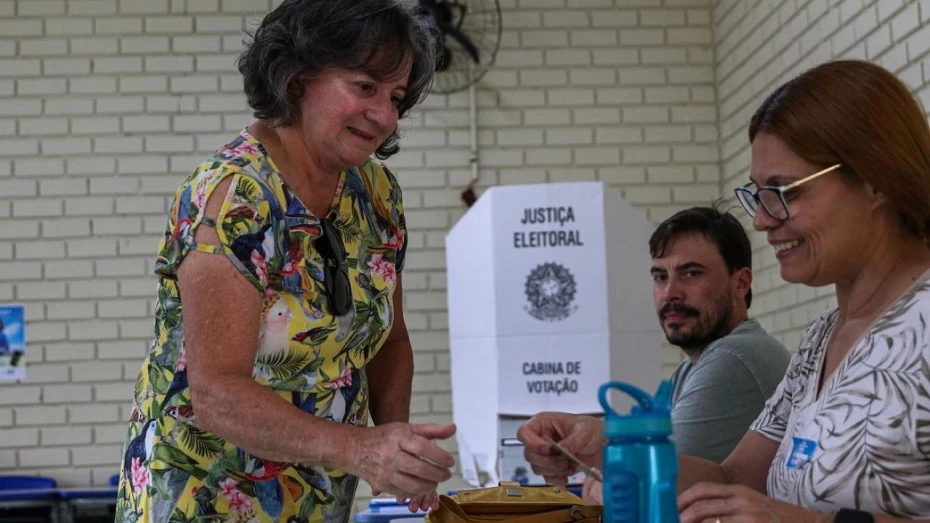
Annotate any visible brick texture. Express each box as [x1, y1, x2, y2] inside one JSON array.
[[4, 0, 916, 512]]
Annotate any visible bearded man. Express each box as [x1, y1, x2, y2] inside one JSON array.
[[649, 206, 790, 463]]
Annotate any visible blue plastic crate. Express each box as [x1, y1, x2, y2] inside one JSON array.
[[0, 475, 59, 523]]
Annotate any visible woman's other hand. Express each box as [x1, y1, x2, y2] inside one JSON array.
[[678, 482, 832, 523], [392, 492, 440, 513], [516, 412, 604, 486], [354, 422, 456, 499], [366, 491, 441, 514], [582, 473, 603, 504]]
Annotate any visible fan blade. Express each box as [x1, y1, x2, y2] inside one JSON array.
[[421, 0, 480, 63], [444, 25, 481, 64]]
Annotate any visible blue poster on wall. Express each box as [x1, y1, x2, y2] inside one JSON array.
[[0, 304, 26, 382]]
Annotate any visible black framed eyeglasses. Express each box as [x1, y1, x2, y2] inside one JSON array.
[[316, 218, 352, 316], [734, 163, 842, 221]]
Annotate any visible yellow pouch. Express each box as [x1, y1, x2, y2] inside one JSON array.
[[425, 482, 601, 523]]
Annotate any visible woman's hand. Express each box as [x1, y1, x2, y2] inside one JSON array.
[[352, 422, 456, 499], [516, 412, 604, 486], [581, 473, 603, 504], [678, 482, 832, 523], [377, 492, 441, 513]]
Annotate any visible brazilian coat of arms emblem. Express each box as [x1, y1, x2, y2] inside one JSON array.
[[524, 262, 578, 322]]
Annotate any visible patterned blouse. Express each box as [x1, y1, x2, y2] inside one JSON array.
[[751, 272, 930, 518], [117, 129, 407, 523]]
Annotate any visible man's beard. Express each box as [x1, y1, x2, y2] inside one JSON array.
[[659, 293, 735, 352]]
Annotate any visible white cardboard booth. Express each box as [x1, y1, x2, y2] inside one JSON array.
[[445, 181, 662, 486]]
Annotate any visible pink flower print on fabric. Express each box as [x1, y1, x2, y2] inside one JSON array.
[[250, 250, 268, 287], [368, 254, 396, 284], [329, 368, 353, 389], [131, 457, 149, 494], [218, 477, 253, 514], [194, 177, 209, 210], [229, 141, 261, 158], [263, 288, 278, 303], [218, 478, 238, 499], [228, 492, 252, 514]]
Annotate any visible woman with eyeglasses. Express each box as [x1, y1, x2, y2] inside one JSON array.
[[117, 1, 456, 521], [520, 60, 930, 523]]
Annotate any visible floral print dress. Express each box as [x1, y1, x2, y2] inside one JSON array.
[[116, 129, 406, 523]]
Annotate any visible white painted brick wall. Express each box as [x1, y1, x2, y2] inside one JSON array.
[[0, 0, 830, 513]]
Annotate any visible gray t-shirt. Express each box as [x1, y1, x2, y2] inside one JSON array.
[[669, 318, 790, 463]]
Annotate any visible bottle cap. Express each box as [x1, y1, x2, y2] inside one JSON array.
[[599, 380, 674, 437]]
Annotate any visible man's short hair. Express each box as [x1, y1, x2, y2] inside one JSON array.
[[649, 205, 753, 308]]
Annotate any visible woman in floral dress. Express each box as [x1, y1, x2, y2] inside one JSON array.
[[116, 1, 456, 521]]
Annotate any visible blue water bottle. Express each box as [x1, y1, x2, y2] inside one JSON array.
[[598, 380, 679, 523]]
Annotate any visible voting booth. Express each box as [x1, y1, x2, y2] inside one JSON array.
[[445, 181, 663, 486]]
